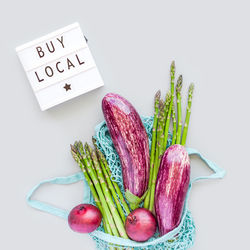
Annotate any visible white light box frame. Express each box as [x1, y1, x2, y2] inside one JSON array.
[[16, 23, 104, 111]]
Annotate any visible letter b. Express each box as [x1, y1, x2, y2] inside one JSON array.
[[36, 46, 45, 58]]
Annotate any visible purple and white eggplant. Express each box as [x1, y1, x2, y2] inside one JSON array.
[[154, 144, 190, 236], [102, 93, 150, 209]]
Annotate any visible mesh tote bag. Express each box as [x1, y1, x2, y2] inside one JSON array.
[[27, 117, 225, 250]]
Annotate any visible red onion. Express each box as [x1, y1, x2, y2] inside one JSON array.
[[68, 204, 102, 233], [125, 208, 157, 242]]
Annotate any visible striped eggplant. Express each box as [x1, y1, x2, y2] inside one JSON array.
[[155, 144, 190, 236], [102, 93, 150, 209]]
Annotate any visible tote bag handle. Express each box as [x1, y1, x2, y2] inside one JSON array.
[[26, 148, 225, 220]]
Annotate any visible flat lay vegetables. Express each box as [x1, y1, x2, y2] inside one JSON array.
[[69, 60, 195, 241]]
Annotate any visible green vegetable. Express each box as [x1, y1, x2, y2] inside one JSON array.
[[144, 90, 161, 209], [92, 138, 131, 216], [149, 101, 164, 212], [158, 100, 167, 156], [148, 62, 176, 212], [175, 75, 183, 144], [71, 144, 113, 235], [72, 142, 121, 237], [71, 145, 102, 212], [181, 83, 194, 146], [163, 91, 171, 127], [85, 143, 128, 239], [163, 61, 175, 149], [92, 137, 129, 222], [171, 104, 177, 145]]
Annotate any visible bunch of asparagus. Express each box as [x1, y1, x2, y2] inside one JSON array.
[[144, 61, 195, 212], [70, 139, 130, 239]]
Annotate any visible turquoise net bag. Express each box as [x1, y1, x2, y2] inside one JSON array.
[[26, 116, 225, 250]]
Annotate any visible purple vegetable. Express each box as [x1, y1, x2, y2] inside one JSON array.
[[102, 93, 150, 209], [155, 144, 190, 236]]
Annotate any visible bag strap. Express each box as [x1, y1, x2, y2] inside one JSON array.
[[186, 147, 226, 184], [26, 172, 88, 220], [26, 148, 225, 220]]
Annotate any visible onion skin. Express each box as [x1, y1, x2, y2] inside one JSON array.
[[102, 93, 150, 198], [155, 144, 190, 236], [125, 208, 157, 242], [68, 204, 102, 233]]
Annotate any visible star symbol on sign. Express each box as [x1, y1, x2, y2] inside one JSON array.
[[63, 83, 71, 91]]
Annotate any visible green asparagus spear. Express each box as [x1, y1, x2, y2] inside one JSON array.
[[75, 144, 119, 250], [144, 90, 161, 209], [74, 143, 120, 237], [92, 138, 131, 215], [71, 145, 113, 235], [163, 61, 176, 149], [149, 101, 164, 212], [85, 143, 129, 239], [170, 61, 175, 94], [163, 91, 171, 127], [100, 158, 126, 223], [71, 145, 100, 208], [158, 100, 167, 156], [181, 83, 194, 146], [92, 139, 126, 223], [171, 104, 177, 145], [176, 75, 183, 144]]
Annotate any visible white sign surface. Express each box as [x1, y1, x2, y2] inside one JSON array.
[[16, 23, 104, 111]]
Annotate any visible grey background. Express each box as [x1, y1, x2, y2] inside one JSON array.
[[0, 0, 249, 249]]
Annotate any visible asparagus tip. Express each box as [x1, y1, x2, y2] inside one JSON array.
[[159, 99, 165, 111], [70, 145, 80, 163], [77, 141, 84, 155], [85, 142, 93, 155], [92, 137, 97, 145], [171, 60, 175, 71], [155, 90, 161, 101], [165, 91, 171, 101], [176, 75, 183, 93], [177, 74, 183, 84], [189, 83, 194, 93], [70, 144, 75, 152], [74, 141, 79, 149]]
